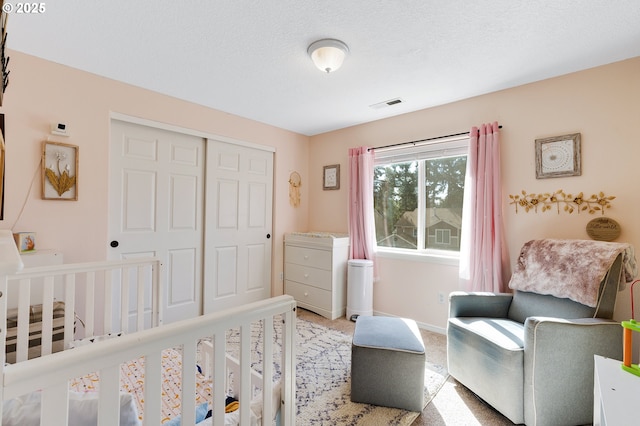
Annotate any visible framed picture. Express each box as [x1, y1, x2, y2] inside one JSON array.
[[535, 133, 581, 179], [323, 164, 340, 190], [42, 141, 78, 200], [0, 114, 4, 219]]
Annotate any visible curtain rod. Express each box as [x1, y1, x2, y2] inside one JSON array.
[[368, 125, 503, 151]]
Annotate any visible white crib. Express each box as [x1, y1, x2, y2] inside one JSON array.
[[0, 232, 296, 425], [3, 256, 163, 364]]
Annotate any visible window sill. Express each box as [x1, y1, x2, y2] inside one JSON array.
[[375, 248, 460, 266]]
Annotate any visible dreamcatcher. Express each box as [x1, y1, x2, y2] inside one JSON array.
[[288, 171, 301, 207]]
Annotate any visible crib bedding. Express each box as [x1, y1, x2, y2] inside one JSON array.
[[70, 347, 212, 423], [2, 390, 140, 426], [68, 345, 276, 425], [4, 301, 68, 363], [3, 344, 277, 426], [3, 348, 269, 426]]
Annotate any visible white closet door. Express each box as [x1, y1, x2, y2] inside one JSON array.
[[204, 139, 274, 313], [109, 120, 204, 324]]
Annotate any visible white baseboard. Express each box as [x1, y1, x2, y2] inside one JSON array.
[[372, 310, 446, 335]]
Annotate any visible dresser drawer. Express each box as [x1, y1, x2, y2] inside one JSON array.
[[284, 263, 332, 291], [285, 245, 332, 270], [285, 280, 332, 311]]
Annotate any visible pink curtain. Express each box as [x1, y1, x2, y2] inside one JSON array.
[[459, 122, 509, 292], [348, 147, 376, 261]]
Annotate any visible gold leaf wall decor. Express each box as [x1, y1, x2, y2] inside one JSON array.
[[508, 190, 614, 215], [42, 141, 78, 200]]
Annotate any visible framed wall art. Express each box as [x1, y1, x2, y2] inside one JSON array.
[[0, 114, 4, 219], [42, 141, 78, 200], [535, 133, 581, 179], [323, 164, 340, 190]]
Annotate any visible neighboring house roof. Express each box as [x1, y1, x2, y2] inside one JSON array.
[[396, 208, 462, 230], [376, 234, 417, 249]]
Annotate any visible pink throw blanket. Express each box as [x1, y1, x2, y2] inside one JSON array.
[[508, 239, 637, 307]]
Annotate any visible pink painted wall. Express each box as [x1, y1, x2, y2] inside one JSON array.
[[309, 57, 640, 331], [3, 50, 639, 331], [0, 51, 310, 296]]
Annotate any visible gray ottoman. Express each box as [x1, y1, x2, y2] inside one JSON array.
[[350, 316, 425, 412]]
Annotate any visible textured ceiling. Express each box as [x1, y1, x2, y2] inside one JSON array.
[[7, 1, 640, 136]]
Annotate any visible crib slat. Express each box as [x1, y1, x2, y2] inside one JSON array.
[[137, 265, 145, 331], [144, 351, 162, 425], [64, 273, 75, 348], [85, 271, 96, 337], [212, 332, 226, 426], [181, 341, 197, 425], [41, 275, 55, 356], [152, 260, 162, 327], [282, 307, 296, 425], [98, 363, 121, 426], [104, 269, 113, 334], [120, 267, 130, 334], [40, 382, 69, 425], [262, 316, 274, 424], [239, 321, 251, 424], [16, 279, 31, 362]]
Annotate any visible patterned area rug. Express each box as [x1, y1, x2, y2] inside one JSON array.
[[226, 317, 449, 426]]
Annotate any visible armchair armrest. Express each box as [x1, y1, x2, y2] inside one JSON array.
[[523, 317, 622, 426], [448, 291, 513, 318]]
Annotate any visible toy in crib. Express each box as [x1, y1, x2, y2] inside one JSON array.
[[621, 280, 640, 376]]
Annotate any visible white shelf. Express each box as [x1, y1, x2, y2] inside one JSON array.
[[19, 249, 63, 267]]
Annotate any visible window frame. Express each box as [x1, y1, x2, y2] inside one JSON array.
[[373, 136, 469, 261]]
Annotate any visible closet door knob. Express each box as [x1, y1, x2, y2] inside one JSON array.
[[110, 240, 119, 248], [266, 233, 271, 239]]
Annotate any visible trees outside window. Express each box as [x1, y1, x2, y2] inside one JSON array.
[[373, 139, 468, 253]]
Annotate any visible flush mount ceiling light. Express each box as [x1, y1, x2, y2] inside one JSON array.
[[307, 39, 349, 73]]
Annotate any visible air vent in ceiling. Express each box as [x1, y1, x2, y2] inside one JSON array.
[[369, 98, 404, 110]]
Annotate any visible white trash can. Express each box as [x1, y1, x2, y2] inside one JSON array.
[[346, 259, 374, 321]]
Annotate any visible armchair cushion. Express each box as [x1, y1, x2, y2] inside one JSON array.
[[507, 290, 596, 323], [448, 315, 525, 423]]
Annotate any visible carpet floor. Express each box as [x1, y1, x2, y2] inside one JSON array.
[[297, 308, 516, 426]]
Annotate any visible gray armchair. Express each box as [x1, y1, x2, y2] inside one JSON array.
[[447, 253, 623, 426]]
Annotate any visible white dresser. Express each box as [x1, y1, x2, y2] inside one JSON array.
[[594, 355, 639, 425], [284, 232, 349, 320]]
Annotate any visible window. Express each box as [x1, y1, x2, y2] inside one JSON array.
[[435, 228, 451, 245], [373, 137, 468, 254]]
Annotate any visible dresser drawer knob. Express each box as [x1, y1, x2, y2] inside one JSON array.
[[304, 292, 309, 297], [304, 255, 309, 260], [304, 273, 309, 278]]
